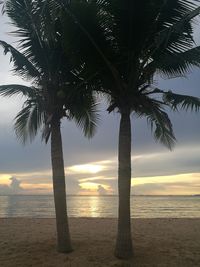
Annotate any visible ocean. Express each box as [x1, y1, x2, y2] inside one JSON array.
[[0, 195, 199, 218]]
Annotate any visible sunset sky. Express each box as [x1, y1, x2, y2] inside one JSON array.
[[0, 13, 200, 196]]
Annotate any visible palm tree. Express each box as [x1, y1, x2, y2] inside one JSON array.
[[0, 0, 98, 253], [53, 0, 200, 258]]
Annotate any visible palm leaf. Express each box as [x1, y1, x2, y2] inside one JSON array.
[[14, 98, 45, 144], [3, 0, 45, 56], [0, 84, 39, 98], [163, 91, 200, 111], [54, 0, 122, 91], [135, 98, 176, 150], [155, 2, 200, 52], [0, 84, 44, 143], [147, 46, 200, 78], [68, 92, 100, 138], [0, 40, 40, 80]]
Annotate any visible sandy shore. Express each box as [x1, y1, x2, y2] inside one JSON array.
[[0, 218, 199, 267]]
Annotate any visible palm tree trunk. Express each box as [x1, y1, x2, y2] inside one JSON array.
[[115, 110, 133, 259], [51, 116, 72, 253]]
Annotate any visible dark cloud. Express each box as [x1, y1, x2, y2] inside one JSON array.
[[133, 146, 200, 178]]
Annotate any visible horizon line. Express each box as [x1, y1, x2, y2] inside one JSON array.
[[0, 194, 199, 197]]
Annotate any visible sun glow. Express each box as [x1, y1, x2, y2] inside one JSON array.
[[79, 176, 115, 183], [67, 164, 105, 174], [22, 183, 52, 190], [79, 182, 111, 195], [0, 174, 12, 185]]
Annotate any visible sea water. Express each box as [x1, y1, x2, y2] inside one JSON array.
[[0, 195, 199, 218]]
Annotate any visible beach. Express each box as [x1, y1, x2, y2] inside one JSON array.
[[0, 218, 199, 267]]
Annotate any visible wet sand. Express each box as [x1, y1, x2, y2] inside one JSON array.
[[0, 218, 199, 266]]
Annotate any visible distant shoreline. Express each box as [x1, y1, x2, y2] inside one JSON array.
[[0, 194, 199, 197]]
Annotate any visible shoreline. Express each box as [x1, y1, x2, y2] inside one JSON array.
[[0, 218, 200, 266]]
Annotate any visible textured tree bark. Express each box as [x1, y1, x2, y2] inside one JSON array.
[[115, 110, 133, 259], [51, 117, 72, 253]]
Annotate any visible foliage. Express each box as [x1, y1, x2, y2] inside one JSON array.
[[51, 0, 200, 148], [0, 0, 99, 143]]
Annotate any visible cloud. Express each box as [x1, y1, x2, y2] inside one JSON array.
[[97, 185, 107, 195], [10, 177, 22, 192], [0, 177, 23, 195], [1, 146, 200, 196], [132, 173, 200, 195], [132, 145, 200, 177], [132, 181, 200, 195]]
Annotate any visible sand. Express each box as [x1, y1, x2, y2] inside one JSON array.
[[0, 218, 199, 267]]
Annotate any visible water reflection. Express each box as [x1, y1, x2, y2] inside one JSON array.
[[6, 195, 19, 217], [67, 196, 118, 217], [0, 195, 199, 218], [69, 196, 100, 217], [88, 196, 99, 217], [0, 195, 55, 218], [0, 196, 9, 217]]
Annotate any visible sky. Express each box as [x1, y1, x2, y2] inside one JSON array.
[[0, 11, 200, 196]]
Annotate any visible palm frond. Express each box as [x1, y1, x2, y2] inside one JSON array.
[[155, 2, 200, 52], [163, 91, 200, 111], [0, 84, 39, 98], [0, 40, 40, 80], [68, 93, 100, 138], [14, 99, 45, 144], [55, 0, 122, 91], [147, 46, 200, 78], [0, 84, 44, 143], [135, 98, 176, 150], [4, 0, 47, 67]]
